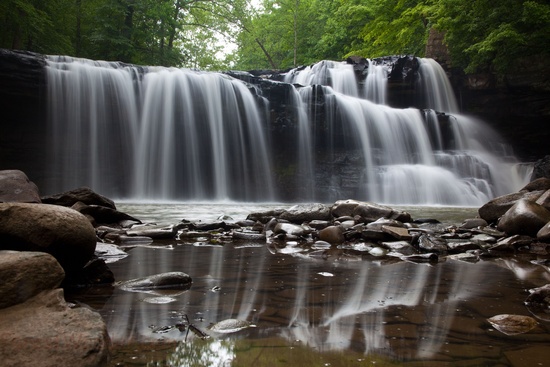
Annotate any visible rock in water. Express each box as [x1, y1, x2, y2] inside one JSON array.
[[497, 199, 550, 236], [525, 284, 550, 321], [0, 203, 97, 272], [117, 272, 192, 294], [487, 314, 538, 335], [208, 319, 256, 334]]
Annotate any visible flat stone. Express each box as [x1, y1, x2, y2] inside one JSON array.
[[382, 225, 412, 240]]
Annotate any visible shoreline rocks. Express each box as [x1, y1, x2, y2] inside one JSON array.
[[0, 251, 110, 367], [0, 202, 97, 273]]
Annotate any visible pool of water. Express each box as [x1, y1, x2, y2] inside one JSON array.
[[70, 204, 550, 366]]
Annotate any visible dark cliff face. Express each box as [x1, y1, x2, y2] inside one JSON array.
[[425, 30, 550, 161], [0, 50, 48, 185], [441, 55, 550, 161]]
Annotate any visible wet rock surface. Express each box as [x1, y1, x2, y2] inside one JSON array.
[[0, 169, 41, 203], [0, 288, 110, 367], [0, 251, 64, 309], [0, 202, 97, 273]]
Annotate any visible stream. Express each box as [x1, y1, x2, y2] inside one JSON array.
[[69, 203, 550, 367]]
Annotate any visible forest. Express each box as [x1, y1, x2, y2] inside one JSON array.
[[1, 0, 549, 74]]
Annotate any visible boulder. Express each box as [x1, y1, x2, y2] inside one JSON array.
[[41, 186, 116, 209], [0, 251, 64, 309], [478, 191, 544, 223], [522, 177, 550, 192], [0, 288, 110, 367], [71, 201, 141, 227], [279, 203, 331, 223], [535, 189, 550, 211], [0, 203, 97, 272], [537, 222, 550, 242], [497, 199, 550, 237], [318, 225, 345, 244], [530, 155, 550, 181], [0, 169, 41, 203]]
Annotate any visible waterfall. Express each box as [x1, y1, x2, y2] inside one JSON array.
[[364, 59, 388, 104], [283, 58, 528, 205], [46, 56, 274, 201], [44, 55, 528, 204]]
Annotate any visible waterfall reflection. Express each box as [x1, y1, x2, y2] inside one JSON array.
[[98, 243, 492, 363]]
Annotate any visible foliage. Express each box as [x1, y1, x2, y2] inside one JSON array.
[[1, 0, 548, 73], [435, 0, 550, 73]]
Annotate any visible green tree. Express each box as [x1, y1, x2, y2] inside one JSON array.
[[0, 0, 75, 54], [435, 0, 550, 73]]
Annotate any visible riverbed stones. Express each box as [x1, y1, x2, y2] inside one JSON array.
[[497, 199, 550, 237], [0, 288, 110, 367], [0, 251, 64, 309], [418, 234, 449, 253], [0, 169, 41, 203], [318, 225, 345, 244], [0, 203, 97, 272], [126, 224, 177, 239], [273, 222, 309, 237], [279, 203, 331, 222]]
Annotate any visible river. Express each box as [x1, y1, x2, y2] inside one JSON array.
[[68, 203, 550, 367]]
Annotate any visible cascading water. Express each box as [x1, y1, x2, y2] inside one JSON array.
[[364, 59, 388, 104], [283, 58, 528, 205], [46, 56, 274, 201], [45, 55, 528, 204]]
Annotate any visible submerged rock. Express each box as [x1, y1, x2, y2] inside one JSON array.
[[117, 272, 192, 294], [487, 314, 538, 335], [208, 319, 256, 334]]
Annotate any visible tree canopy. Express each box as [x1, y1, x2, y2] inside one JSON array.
[[1, 0, 548, 73]]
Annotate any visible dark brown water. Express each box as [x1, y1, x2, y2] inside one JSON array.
[[71, 204, 550, 367]]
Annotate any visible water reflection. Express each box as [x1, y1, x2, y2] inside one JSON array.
[[73, 204, 550, 366], [84, 240, 550, 366]]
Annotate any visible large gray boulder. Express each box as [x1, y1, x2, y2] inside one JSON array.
[[0, 203, 97, 272], [0, 288, 110, 367], [497, 199, 550, 237], [0, 169, 41, 203], [478, 191, 544, 224], [0, 251, 64, 309]]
